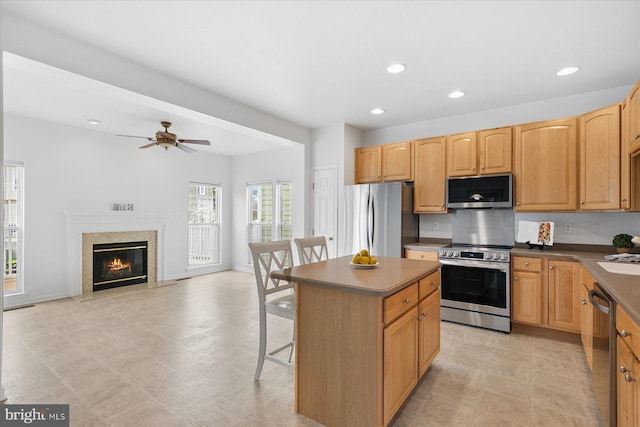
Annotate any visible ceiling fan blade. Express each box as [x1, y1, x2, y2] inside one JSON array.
[[138, 142, 157, 149], [176, 143, 196, 153], [117, 134, 154, 140], [178, 139, 210, 145]]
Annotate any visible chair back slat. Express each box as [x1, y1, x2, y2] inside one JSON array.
[[294, 236, 329, 265], [249, 240, 294, 300]]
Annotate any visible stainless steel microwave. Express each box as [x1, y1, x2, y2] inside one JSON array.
[[446, 174, 513, 209]]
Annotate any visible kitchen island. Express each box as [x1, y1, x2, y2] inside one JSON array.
[[271, 256, 441, 427]]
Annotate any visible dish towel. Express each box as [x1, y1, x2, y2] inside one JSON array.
[[603, 253, 640, 262]]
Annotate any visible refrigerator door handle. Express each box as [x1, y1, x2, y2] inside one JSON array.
[[365, 191, 372, 252], [370, 193, 375, 248]]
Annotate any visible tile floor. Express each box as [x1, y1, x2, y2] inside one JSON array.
[[2, 271, 601, 426]]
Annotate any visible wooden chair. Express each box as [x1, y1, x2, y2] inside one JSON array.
[[294, 236, 329, 265], [248, 240, 295, 380]]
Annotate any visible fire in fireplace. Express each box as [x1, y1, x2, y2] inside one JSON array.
[[93, 241, 148, 291]]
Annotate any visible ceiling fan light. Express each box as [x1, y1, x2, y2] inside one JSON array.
[[157, 141, 173, 149]]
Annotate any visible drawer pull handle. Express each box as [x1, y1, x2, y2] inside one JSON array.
[[621, 329, 632, 337], [431, 281, 437, 286], [404, 298, 411, 304], [524, 262, 529, 266], [422, 311, 427, 317], [624, 373, 636, 383], [417, 316, 422, 321], [581, 298, 587, 305]]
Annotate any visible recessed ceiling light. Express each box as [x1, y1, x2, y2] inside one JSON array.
[[448, 91, 465, 99], [557, 66, 580, 76], [387, 63, 406, 74], [371, 108, 385, 115], [86, 119, 101, 125]]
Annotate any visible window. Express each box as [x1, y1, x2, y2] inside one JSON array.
[[248, 179, 292, 248], [4, 162, 24, 295], [188, 183, 220, 266]]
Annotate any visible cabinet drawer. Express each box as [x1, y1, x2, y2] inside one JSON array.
[[617, 306, 640, 357], [384, 283, 419, 324], [405, 249, 438, 261], [419, 270, 440, 300], [512, 256, 542, 272]]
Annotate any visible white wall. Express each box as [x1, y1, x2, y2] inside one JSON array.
[[4, 113, 234, 307], [230, 146, 306, 272]]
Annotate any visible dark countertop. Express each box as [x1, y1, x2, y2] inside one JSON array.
[[405, 241, 640, 325], [271, 255, 441, 297]]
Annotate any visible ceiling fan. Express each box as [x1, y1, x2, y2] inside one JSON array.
[[117, 121, 211, 153]]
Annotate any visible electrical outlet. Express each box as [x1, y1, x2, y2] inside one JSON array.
[[564, 223, 573, 234], [433, 222, 439, 231]]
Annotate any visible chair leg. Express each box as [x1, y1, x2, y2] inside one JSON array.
[[288, 320, 295, 363], [254, 310, 267, 381]]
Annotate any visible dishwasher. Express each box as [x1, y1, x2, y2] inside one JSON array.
[[588, 282, 616, 427]]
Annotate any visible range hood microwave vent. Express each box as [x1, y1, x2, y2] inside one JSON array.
[[446, 174, 513, 209]]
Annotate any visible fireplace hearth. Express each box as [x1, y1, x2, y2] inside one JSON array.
[[93, 241, 148, 291]]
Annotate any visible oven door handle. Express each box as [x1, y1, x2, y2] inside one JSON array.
[[438, 259, 509, 271]]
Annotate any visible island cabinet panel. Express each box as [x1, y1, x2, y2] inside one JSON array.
[[384, 283, 419, 324], [355, 146, 382, 183], [295, 284, 383, 427], [579, 104, 621, 210], [383, 306, 419, 426], [514, 117, 578, 211], [418, 288, 441, 377], [413, 137, 447, 213]]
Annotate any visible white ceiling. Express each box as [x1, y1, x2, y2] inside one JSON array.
[[2, 1, 640, 155]]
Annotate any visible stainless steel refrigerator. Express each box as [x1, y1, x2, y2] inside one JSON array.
[[344, 182, 419, 258]]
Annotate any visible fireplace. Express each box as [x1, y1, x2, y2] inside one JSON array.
[[93, 241, 148, 291]]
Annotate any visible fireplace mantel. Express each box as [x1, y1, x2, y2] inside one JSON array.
[[65, 211, 168, 297]]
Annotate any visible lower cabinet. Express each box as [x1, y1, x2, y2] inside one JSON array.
[[405, 248, 438, 261], [617, 335, 639, 427], [383, 270, 440, 425], [511, 256, 581, 333]]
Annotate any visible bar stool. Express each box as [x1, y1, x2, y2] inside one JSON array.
[[294, 236, 329, 265]]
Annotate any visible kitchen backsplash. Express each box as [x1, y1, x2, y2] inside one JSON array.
[[419, 211, 640, 246]]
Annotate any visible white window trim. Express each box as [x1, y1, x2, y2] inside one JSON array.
[[4, 161, 25, 296], [187, 182, 221, 268]]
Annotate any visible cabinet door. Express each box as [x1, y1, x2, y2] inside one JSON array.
[[355, 146, 381, 183], [382, 142, 412, 182], [548, 260, 581, 333], [514, 118, 578, 211], [383, 306, 418, 426], [446, 132, 477, 177], [511, 270, 543, 325], [580, 280, 593, 370], [579, 104, 621, 210], [413, 137, 447, 213], [418, 289, 440, 378], [627, 81, 640, 154], [478, 127, 512, 175], [621, 100, 632, 210], [617, 336, 638, 427]]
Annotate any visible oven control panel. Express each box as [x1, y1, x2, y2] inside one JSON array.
[[438, 248, 510, 262]]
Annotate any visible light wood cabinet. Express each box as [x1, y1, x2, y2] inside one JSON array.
[[511, 256, 581, 334], [579, 104, 621, 210], [514, 118, 578, 211], [355, 146, 382, 183], [626, 80, 640, 155], [446, 132, 477, 176], [413, 137, 446, 213], [580, 267, 595, 370], [511, 256, 543, 326], [617, 335, 639, 427], [446, 128, 512, 177], [548, 260, 581, 333], [405, 248, 438, 261], [382, 141, 413, 182], [478, 127, 513, 175], [418, 289, 440, 378]]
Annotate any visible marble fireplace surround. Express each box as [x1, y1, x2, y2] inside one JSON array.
[[65, 211, 168, 299]]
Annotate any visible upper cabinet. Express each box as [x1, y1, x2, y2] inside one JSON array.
[[414, 137, 446, 213], [626, 80, 640, 155], [382, 141, 413, 182], [355, 142, 412, 184], [514, 118, 578, 211], [446, 127, 512, 177], [355, 146, 382, 183], [579, 104, 621, 210]]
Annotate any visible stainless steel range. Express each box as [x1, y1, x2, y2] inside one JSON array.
[[439, 245, 511, 332], [438, 208, 515, 333]]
